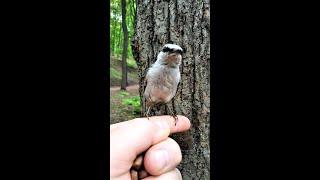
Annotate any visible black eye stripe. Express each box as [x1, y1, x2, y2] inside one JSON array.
[[162, 47, 172, 52], [162, 47, 183, 54]]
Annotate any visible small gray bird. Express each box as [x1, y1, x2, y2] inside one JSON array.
[[144, 43, 184, 124]]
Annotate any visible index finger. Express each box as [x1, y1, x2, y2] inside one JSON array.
[[110, 115, 190, 161], [110, 115, 191, 137], [146, 115, 191, 135]]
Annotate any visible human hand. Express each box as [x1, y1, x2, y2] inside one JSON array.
[[110, 115, 191, 180]]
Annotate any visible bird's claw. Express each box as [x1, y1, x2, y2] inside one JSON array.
[[145, 113, 150, 120], [172, 114, 178, 126]]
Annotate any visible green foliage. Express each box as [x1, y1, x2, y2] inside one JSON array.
[[119, 90, 130, 97], [110, 67, 121, 79], [127, 58, 138, 69], [122, 95, 141, 114], [111, 0, 136, 58], [111, 89, 140, 123]]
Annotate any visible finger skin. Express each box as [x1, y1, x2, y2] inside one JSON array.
[[110, 115, 191, 135], [143, 115, 191, 134], [142, 168, 182, 180], [144, 138, 182, 176], [110, 115, 190, 178]]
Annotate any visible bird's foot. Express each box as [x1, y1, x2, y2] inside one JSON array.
[[144, 113, 150, 120], [145, 106, 151, 120], [172, 114, 178, 126]]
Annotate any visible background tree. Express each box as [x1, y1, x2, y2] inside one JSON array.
[[110, 0, 136, 89], [132, 0, 210, 179], [120, 0, 129, 90], [111, 0, 135, 57]]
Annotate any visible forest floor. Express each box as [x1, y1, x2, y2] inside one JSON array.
[[110, 84, 140, 124], [110, 56, 140, 125]]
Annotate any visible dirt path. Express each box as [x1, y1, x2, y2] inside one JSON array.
[[110, 84, 139, 92]]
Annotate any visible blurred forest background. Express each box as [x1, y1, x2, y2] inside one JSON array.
[[110, 0, 140, 124]]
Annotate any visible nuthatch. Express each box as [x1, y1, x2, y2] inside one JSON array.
[[144, 43, 184, 125]]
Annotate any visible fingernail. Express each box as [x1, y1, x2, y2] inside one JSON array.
[[154, 149, 169, 171]]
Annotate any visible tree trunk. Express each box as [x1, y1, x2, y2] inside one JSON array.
[[121, 0, 129, 90], [132, 0, 210, 179]]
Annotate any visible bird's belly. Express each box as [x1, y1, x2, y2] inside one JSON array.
[[145, 67, 179, 104], [149, 87, 173, 104]]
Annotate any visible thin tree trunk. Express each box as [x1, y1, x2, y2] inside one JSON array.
[[112, 20, 117, 56], [117, 21, 122, 55], [132, 0, 210, 179], [121, 0, 129, 90]]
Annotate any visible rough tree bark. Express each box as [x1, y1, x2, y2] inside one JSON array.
[[121, 0, 129, 90], [132, 0, 210, 179]]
